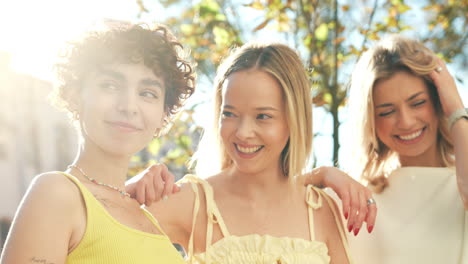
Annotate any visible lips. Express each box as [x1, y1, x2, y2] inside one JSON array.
[[394, 127, 426, 142], [105, 121, 141, 132], [235, 144, 263, 154]]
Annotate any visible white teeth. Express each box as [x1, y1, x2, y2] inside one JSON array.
[[236, 144, 262, 154], [398, 129, 423, 140]]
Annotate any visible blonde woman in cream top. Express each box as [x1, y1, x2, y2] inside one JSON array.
[[343, 35, 468, 263]]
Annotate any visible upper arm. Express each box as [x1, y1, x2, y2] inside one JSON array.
[[146, 182, 196, 246], [1, 173, 82, 264]]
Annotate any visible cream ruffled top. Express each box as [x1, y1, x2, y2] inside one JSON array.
[[181, 175, 353, 264]]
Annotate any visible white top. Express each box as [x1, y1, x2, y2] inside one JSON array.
[[348, 167, 468, 264]]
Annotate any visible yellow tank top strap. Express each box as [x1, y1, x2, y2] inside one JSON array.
[[140, 207, 168, 236], [59, 171, 96, 205]]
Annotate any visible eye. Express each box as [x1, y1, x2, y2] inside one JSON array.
[[222, 111, 236, 118], [100, 81, 119, 91], [378, 110, 395, 117], [412, 100, 426, 107], [140, 90, 159, 99], [257, 113, 272, 120]]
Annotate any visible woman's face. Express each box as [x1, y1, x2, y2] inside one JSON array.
[[219, 70, 290, 175], [77, 62, 166, 157], [373, 71, 440, 166]]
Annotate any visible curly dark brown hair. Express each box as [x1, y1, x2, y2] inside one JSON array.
[[51, 21, 195, 123]]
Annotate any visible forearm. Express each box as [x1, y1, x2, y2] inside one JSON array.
[[452, 118, 468, 209]]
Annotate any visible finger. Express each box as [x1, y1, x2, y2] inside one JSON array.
[[340, 192, 350, 221], [135, 180, 146, 206], [145, 175, 156, 206], [160, 164, 175, 199], [152, 165, 165, 202], [125, 182, 136, 198], [353, 191, 368, 236], [366, 201, 377, 233], [172, 184, 181, 194], [347, 188, 359, 233]]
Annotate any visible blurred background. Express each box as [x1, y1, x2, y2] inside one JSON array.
[[0, 0, 467, 248]]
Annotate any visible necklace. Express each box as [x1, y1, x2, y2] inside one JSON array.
[[68, 165, 131, 198]]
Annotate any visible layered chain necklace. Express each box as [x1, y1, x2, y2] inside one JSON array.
[[68, 164, 131, 198]]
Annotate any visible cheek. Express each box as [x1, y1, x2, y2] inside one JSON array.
[[219, 119, 234, 142], [144, 105, 165, 129], [375, 118, 393, 141], [265, 123, 289, 144]]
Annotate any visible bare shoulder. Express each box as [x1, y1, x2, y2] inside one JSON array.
[[145, 175, 200, 240], [0, 172, 84, 263], [304, 184, 342, 233], [25, 172, 83, 210], [306, 185, 349, 263]]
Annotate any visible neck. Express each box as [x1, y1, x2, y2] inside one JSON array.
[[68, 141, 131, 189], [225, 164, 295, 201], [398, 145, 444, 168]]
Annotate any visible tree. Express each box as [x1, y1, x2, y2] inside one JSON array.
[[134, 0, 467, 170]]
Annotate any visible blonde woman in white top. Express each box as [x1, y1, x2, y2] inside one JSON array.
[[344, 35, 468, 264]]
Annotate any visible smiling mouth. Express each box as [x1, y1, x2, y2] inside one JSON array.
[[395, 127, 425, 141], [105, 121, 141, 131], [235, 144, 264, 154]]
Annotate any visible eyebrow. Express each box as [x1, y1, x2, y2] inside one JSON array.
[[99, 69, 125, 81], [98, 69, 164, 89], [141, 79, 164, 89], [223, 105, 279, 111], [375, 91, 425, 108]]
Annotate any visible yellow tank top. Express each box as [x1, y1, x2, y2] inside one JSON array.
[[182, 175, 354, 264], [61, 172, 185, 264]]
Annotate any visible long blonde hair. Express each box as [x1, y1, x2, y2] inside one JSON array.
[[194, 42, 313, 179], [347, 35, 454, 193]]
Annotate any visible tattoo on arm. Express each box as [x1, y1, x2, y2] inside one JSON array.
[[29, 257, 55, 264]]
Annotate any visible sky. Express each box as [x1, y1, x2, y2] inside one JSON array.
[[0, 0, 166, 80], [1, 0, 467, 168]]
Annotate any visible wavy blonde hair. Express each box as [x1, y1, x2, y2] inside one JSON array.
[[346, 35, 454, 193], [195, 42, 313, 179]]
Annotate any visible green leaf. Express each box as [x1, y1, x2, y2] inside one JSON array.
[[166, 148, 183, 159], [147, 139, 161, 155], [397, 3, 411, 13], [323, 92, 332, 105], [315, 23, 328, 41], [213, 26, 230, 45]]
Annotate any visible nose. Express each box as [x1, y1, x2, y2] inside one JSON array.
[[235, 117, 255, 140], [117, 90, 139, 117], [396, 106, 416, 130]]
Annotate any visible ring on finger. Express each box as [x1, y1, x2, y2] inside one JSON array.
[[367, 198, 376, 206], [435, 66, 443, 73]]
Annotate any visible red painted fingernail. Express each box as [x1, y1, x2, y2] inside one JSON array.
[[368, 225, 374, 233], [348, 225, 353, 232], [354, 228, 360, 236], [344, 212, 348, 219]]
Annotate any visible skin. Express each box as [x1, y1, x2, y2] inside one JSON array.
[[145, 69, 350, 263], [428, 59, 468, 209], [0, 63, 170, 264], [373, 71, 441, 167]]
